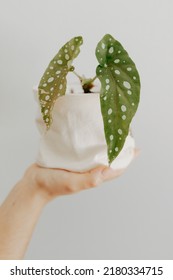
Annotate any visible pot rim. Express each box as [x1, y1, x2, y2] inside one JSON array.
[[33, 85, 101, 96]]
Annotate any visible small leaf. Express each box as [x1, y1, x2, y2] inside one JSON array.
[[96, 34, 140, 164], [38, 36, 83, 128]]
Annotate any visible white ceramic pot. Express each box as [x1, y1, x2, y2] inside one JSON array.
[[34, 86, 135, 172]]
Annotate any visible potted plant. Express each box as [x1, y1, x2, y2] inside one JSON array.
[[35, 34, 140, 172]]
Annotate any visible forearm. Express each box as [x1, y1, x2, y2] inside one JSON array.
[[0, 161, 123, 260], [0, 177, 47, 260]]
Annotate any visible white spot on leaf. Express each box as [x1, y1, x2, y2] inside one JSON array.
[[115, 70, 120, 75], [123, 81, 131, 89], [108, 108, 113, 115], [118, 129, 122, 135], [110, 135, 114, 141], [109, 47, 114, 54], [127, 90, 132, 95], [121, 105, 127, 112], [56, 70, 61, 75], [45, 95, 50, 101], [102, 43, 105, 49], [48, 77, 54, 83], [65, 54, 70, 60], [127, 67, 132, 71], [57, 60, 63, 65], [122, 115, 126, 120], [114, 59, 120, 63], [106, 85, 110, 90]]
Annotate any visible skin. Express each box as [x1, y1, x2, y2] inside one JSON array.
[[0, 149, 138, 260]]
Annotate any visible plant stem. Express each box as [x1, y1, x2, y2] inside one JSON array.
[[73, 71, 82, 81], [73, 71, 98, 84], [72, 70, 98, 93], [90, 75, 97, 83]]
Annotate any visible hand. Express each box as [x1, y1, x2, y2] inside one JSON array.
[[0, 148, 139, 259], [24, 148, 139, 202]]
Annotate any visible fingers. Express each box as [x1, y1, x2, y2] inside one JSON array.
[[102, 147, 141, 181], [102, 167, 125, 182], [76, 165, 124, 190], [30, 147, 141, 198], [85, 147, 141, 183], [68, 166, 105, 193]]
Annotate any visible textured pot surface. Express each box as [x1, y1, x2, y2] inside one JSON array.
[[34, 88, 135, 172]]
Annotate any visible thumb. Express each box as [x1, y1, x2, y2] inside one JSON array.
[[89, 165, 107, 185]]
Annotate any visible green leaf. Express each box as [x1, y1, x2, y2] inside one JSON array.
[[95, 34, 140, 164], [38, 36, 83, 128]]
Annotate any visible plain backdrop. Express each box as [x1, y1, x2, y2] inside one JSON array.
[[0, 0, 173, 259]]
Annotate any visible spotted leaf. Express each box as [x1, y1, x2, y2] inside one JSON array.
[[96, 34, 140, 164], [38, 36, 83, 128]]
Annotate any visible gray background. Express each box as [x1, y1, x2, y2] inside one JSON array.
[[0, 0, 173, 259]]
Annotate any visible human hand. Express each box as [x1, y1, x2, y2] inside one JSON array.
[[0, 149, 139, 259], [24, 148, 139, 203]]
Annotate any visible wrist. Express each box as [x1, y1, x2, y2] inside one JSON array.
[[22, 164, 50, 205]]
